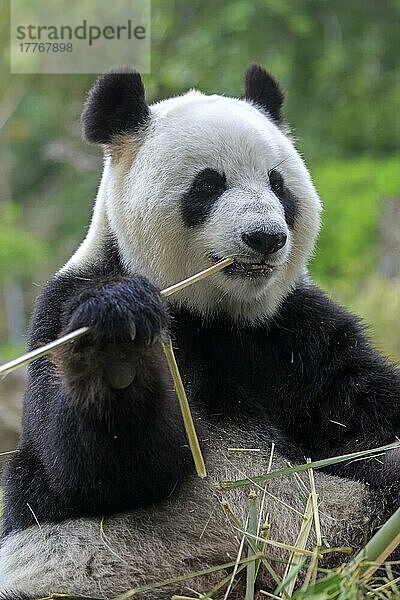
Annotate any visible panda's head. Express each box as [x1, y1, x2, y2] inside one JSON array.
[[73, 65, 321, 323]]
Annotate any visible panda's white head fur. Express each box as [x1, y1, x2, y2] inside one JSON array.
[[64, 66, 322, 323]]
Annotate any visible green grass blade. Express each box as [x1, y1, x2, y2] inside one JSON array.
[[215, 442, 400, 491]]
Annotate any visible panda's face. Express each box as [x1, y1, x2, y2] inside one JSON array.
[[77, 67, 322, 322]]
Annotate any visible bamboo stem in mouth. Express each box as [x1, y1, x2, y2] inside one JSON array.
[[161, 257, 233, 297]]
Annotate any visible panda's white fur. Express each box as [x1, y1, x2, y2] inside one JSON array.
[[63, 91, 321, 322]]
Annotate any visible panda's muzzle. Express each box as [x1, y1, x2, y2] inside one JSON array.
[[210, 229, 287, 278], [241, 230, 287, 255], [227, 230, 287, 276]]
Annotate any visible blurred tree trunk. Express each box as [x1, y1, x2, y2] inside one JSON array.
[[378, 197, 400, 280], [3, 277, 25, 345]]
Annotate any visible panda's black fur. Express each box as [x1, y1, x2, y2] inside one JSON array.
[[1, 66, 400, 599], [82, 69, 150, 144], [243, 64, 284, 123]]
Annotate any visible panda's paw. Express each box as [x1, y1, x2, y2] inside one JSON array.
[[63, 275, 168, 347]]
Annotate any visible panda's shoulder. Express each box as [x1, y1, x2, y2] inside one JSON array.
[[276, 280, 364, 349], [280, 281, 357, 326], [279, 281, 400, 385]]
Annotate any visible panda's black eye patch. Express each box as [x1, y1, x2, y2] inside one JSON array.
[[181, 168, 227, 228], [268, 169, 284, 194], [268, 169, 298, 229]]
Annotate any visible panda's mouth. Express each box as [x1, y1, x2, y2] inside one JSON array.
[[227, 261, 275, 278], [210, 255, 276, 278]]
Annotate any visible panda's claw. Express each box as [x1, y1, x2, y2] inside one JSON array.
[[129, 321, 137, 341]]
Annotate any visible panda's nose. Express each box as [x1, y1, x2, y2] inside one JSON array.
[[241, 231, 287, 255]]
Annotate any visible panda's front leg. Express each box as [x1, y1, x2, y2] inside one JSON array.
[[53, 273, 196, 487], [2, 274, 195, 536]]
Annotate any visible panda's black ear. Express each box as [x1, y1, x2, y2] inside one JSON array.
[[82, 68, 149, 144], [244, 65, 284, 123]]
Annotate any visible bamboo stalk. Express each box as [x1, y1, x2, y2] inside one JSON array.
[[161, 257, 233, 297], [0, 327, 90, 378], [353, 505, 400, 579], [162, 340, 206, 478], [0, 449, 17, 457], [0, 257, 233, 379], [215, 441, 400, 491], [246, 490, 258, 600], [280, 494, 313, 597], [257, 442, 275, 534], [235, 529, 316, 557], [113, 554, 264, 600], [221, 500, 282, 588], [204, 562, 248, 599], [39, 557, 264, 600], [221, 535, 246, 600]]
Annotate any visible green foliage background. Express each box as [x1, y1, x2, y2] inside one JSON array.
[[0, 0, 399, 358]]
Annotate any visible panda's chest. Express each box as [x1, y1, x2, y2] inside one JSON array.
[[172, 310, 298, 422]]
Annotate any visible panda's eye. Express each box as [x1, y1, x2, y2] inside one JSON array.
[[181, 168, 227, 227], [193, 168, 227, 196], [268, 169, 284, 195]]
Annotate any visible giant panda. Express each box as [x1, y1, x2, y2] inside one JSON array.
[[0, 65, 399, 599]]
